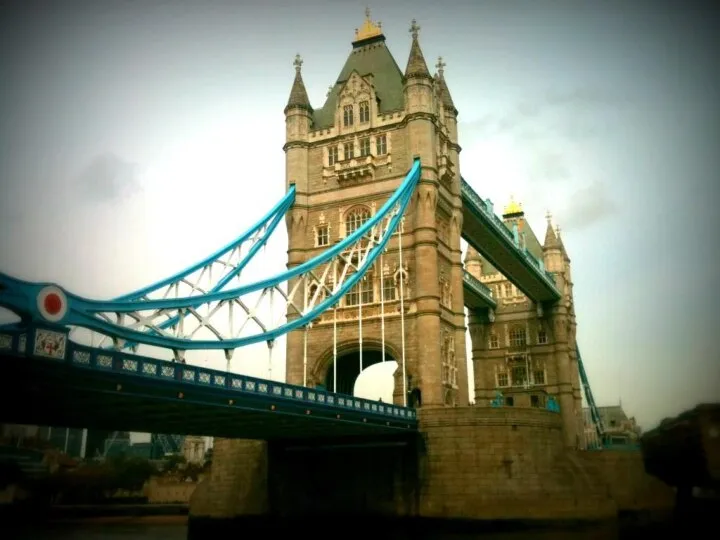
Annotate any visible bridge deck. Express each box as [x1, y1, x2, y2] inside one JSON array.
[[0, 326, 417, 441], [462, 270, 496, 311], [460, 178, 561, 304]]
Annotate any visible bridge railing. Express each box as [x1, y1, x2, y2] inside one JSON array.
[[0, 326, 417, 423], [460, 179, 560, 294], [462, 271, 496, 308]]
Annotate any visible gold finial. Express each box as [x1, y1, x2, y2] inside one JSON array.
[[409, 19, 420, 39], [436, 56, 446, 76], [545, 210, 552, 224], [355, 8, 383, 42], [327, 85, 333, 97], [555, 224, 562, 237], [293, 54, 303, 72], [503, 195, 524, 216]]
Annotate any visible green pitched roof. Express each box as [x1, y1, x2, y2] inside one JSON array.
[[312, 35, 405, 130]]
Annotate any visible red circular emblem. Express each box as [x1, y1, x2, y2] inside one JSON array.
[[43, 292, 63, 316]]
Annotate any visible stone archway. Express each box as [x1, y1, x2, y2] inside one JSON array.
[[313, 340, 402, 397]]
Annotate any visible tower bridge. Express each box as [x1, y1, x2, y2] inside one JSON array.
[[0, 9, 675, 530]]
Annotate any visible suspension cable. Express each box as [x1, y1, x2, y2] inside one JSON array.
[[398, 216, 407, 407], [333, 259, 338, 393], [359, 280, 363, 376], [303, 324, 308, 387], [380, 253, 386, 363], [267, 339, 274, 380]]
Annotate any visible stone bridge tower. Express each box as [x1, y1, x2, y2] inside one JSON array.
[[283, 11, 468, 408], [466, 205, 584, 447]]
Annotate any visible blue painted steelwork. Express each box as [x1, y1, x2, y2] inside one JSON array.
[[0, 160, 421, 351], [0, 324, 419, 431], [118, 187, 295, 302], [490, 391, 504, 407], [459, 178, 560, 299], [546, 396, 560, 412], [577, 345, 605, 442], [462, 270, 497, 310]]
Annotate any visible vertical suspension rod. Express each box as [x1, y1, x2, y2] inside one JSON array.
[[399, 217, 407, 407]]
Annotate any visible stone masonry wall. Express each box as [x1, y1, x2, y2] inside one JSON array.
[[418, 407, 616, 520], [189, 438, 268, 519]]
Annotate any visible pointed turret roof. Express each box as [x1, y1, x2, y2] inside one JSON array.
[[285, 54, 312, 113], [405, 19, 431, 79], [556, 225, 571, 262], [464, 246, 482, 263], [543, 211, 561, 249], [434, 57, 457, 113], [311, 10, 405, 130]]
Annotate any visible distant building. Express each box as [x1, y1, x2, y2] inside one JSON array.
[[583, 404, 641, 447], [183, 436, 206, 465]]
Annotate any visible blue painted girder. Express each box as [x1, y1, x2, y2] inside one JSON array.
[[460, 178, 561, 304], [0, 325, 417, 440]]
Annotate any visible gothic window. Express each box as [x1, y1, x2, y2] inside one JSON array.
[[343, 105, 354, 127], [376, 134, 387, 155], [359, 137, 371, 157], [316, 225, 329, 247], [382, 276, 397, 301], [345, 273, 373, 306], [511, 364, 528, 387], [343, 142, 354, 160], [307, 283, 325, 305], [533, 369, 546, 385], [497, 372, 509, 387], [503, 283, 512, 297], [441, 332, 457, 388], [509, 325, 527, 347], [328, 146, 339, 166], [489, 332, 499, 349], [359, 101, 370, 123], [345, 207, 371, 236], [537, 328, 548, 344]]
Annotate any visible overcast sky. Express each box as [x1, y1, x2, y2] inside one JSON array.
[[0, 0, 718, 433]]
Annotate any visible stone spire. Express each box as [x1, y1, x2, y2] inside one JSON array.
[[435, 56, 457, 113], [556, 225, 571, 262], [543, 210, 560, 249], [464, 245, 482, 263], [404, 19, 431, 79], [285, 54, 312, 113]]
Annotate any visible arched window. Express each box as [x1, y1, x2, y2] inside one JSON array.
[[359, 101, 370, 123], [509, 325, 527, 347], [343, 105, 354, 127], [345, 207, 371, 236]]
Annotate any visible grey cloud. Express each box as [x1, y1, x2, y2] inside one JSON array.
[[464, 87, 626, 139], [559, 181, 618, 231], [527, 151, 570, 183], [75, 153, 141, 202]]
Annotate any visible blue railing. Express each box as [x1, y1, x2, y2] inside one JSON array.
[[462, 271, 496, 308], [460, 178, 559, 295], [0, 326, 417, 423]]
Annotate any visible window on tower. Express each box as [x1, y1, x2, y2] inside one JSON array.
[[343, 142, 354, 160], [497, 372, 509, 387], [328, 146, 339, 166], [489, 333, 499, 349], [316, 225, 329, 247], [533, 369, 546, 385], [537, 329, 548, 344], [382, 276, 397, 301], [359, 137, 371, 157], [343, 105, 354, 127], [509, 325, 527, 348], [345, 273, 373, 306], [359, 101, 370, 123], [345, 207, 370, 236], [376, 134, 387, 155], [504, 282, 513, 297]]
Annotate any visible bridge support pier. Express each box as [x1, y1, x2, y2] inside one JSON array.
[[189, 438, 268, 520]]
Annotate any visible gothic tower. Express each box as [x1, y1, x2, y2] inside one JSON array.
[[282, 11, 468, 408], [465, 202, 583, 447]]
